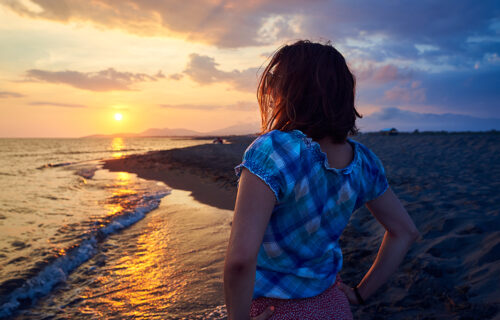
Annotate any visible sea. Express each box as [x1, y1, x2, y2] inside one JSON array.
[[0, 137, 230, 319]]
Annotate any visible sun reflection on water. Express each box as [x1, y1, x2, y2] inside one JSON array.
[[111, 137, 125, 158], [73, 186, 232, 319], [79, 213, 188, 318], [103, 172, 137, 217], [74, 174, 190, 318]]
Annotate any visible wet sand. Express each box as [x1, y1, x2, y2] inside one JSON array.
[[102, 132, 500, 319]]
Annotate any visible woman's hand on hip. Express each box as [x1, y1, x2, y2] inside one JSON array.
[[251, 306, 274, 320], [338, 282, 359, 305]]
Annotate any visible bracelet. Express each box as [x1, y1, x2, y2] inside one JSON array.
[[354, 286, 366, 305]]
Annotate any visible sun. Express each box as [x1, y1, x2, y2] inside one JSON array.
[[114, 113, 123, 121]]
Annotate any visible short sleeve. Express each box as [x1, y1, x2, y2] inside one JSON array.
[[360, 147, 389, 204], [234, 132, 288, 202]]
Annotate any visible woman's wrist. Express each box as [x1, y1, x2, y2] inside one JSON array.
[[354, 285, 366, 305]]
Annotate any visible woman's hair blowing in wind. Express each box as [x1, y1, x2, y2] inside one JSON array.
[[257, 40, 362, 143]]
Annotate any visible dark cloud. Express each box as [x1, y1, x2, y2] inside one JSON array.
[[423, 69, 500, 116], [25, 68, 163, 91], [4, 0, 497, 57], [183, 53, 259, 92], [0, 91, 24, 98], [309, 1, 500, 63], [1, 0, 304, 47], [4, 1, 498, 77], [28, 101, 87, 108], [359, 107, 500, 132], [355, 65, 500, 118], [159, 101, 257, 111], [399, 68, 500, 117]]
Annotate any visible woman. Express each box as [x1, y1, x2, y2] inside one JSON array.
[[224, 40, 419, 320]]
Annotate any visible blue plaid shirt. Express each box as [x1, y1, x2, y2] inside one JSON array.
[[235, 129, 389, 299]]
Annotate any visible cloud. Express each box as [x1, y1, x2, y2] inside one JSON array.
[[168, 73, 184, 80], [355, 65, 499, 118], [154, 70, 166, 79], [3, 1, 498, 86], [0, 91, 24, 98], [25, 68, 164, 91], [2, 0, 497, 64], [159, 101, 257, 111], [353, 62, 412, 84], [415, 68, 500, 117], [28, 101, 87, 108], [359, 107, 500, 132], [183, 53, 259, 92], [1, 0, 304, 48], [384, 81, 426, 103], [3, 0, 499, 125]]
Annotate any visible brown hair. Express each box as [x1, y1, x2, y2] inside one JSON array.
[[257, 40, 362, 143]]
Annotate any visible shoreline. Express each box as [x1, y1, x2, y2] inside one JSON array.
[[102, 136, 254, 210]]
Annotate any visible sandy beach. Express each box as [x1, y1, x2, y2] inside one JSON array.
[[102, 132, 500, 319]]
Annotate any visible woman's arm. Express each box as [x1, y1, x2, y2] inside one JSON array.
[[224, 168, 276, 320], [340, 187, 420, 304]]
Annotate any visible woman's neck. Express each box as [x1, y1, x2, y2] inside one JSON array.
[[317, 137, 354, 170]]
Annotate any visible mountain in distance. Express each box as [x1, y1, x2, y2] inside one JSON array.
[[207, 122, 260, 136], [82, 123, 259, 138], [139, 127, 203, 137]]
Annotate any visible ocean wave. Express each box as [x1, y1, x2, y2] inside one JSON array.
[[56, 148, 144, 155], [0, 188, 170, 318], [14, 148, 144, 158]]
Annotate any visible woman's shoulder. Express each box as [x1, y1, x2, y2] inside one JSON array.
[[348, 139, 385, 172], [251, 129, 302, 145], [245, 130, 303, 157], [236, 130, 304, 200]]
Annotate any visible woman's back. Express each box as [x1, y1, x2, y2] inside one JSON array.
[[235, 129, 389, 300]]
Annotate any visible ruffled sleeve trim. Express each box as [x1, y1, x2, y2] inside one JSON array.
[[235, 159, 280, 201]]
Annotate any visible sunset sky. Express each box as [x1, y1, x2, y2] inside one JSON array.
[[0, 0, 499, 137]]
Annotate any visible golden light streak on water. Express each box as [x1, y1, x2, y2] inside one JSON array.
[[78, 209, 188, 318], [103, 172, 136, 217], [73, 190, 233, 318], [111, 137, 125, 158], [111, 219, 187, 317]]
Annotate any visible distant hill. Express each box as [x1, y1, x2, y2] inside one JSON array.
[[81, 123, 259, 138], [139, 128, 203, 136], [83, 132, 140, 138], [205, 122, 259, 136]]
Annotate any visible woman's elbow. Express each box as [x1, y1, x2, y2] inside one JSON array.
[[407, 227, 420, 242], [224, 254, 256, 275], [403, 225, 420, 243], [389, 225, 420, 243]]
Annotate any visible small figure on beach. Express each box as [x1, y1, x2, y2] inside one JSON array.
[[213, 137, 224, 144], [224, 40, 419, 319], [380, 128, 399, 136]]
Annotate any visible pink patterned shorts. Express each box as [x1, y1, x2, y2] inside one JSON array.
[[249, 275, 353, 320]]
